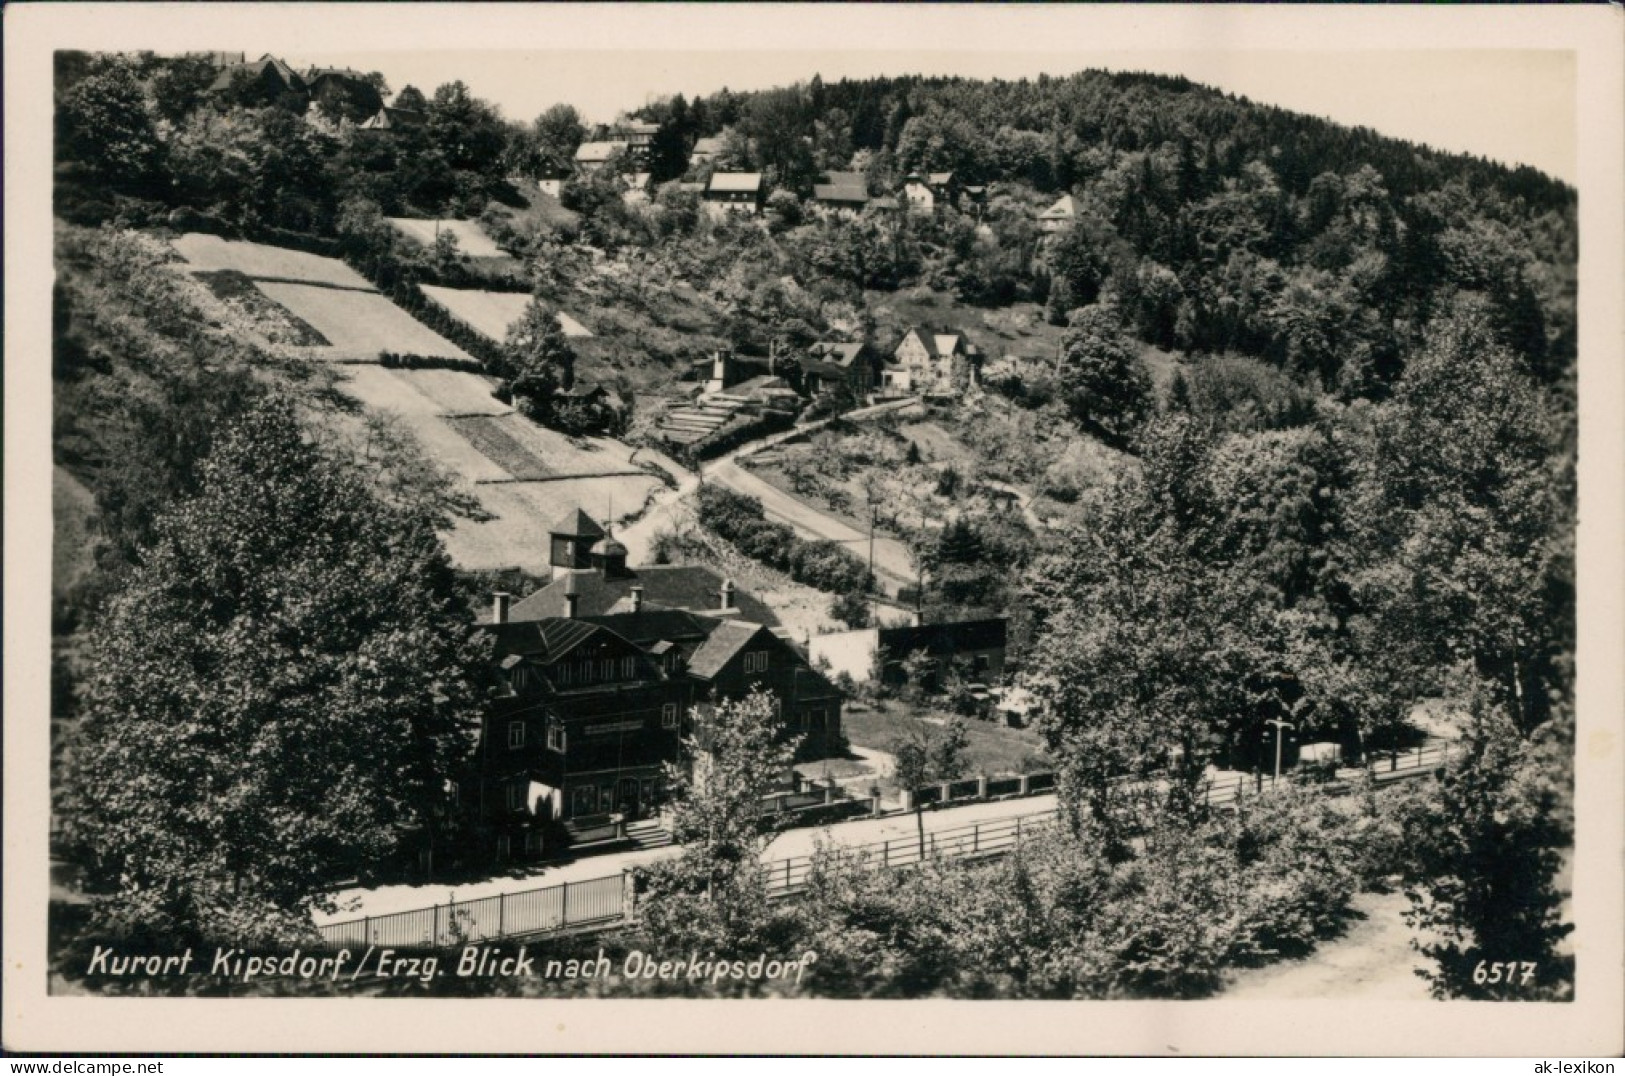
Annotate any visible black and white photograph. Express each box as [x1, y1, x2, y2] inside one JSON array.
[[5, 2, 1622, 1057]]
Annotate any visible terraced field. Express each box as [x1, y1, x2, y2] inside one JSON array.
[[420, 285, 592, 341], [255, 282, 474, 363], [385, 218, 505, 258], [336, 366, 510, 416], [170, 234, 372, 289]]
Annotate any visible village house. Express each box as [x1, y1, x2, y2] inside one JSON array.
[[804, 340, 877, 399], [704, 172, 765, 215], [810, 617, 1008, 691], [688, 135, 726, 167], [462, 509, 844, 859], [901, 171, 960, 215], [358, 105, 426, 133], [881, 328, 980, 398], [573, 140, 632, 173], [811, 172, 871, 218], [208, 53, 305, 102], [1038, 193, 1079, 233]]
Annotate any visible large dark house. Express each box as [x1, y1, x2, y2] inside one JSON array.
[[459, 508, 844, 860]]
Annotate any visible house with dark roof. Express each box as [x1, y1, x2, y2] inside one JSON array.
[[810, 617, 1008, 690], [811, 172, 870, 217], [804, 340, 877, 399], [461, 507, 843, 860], [209, 53, 307, 104], [883, 328, 980, 398]]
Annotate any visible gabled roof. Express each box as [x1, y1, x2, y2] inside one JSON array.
[[484, 617, 602, 663], [306, 66, 368, 82], [575, 140, 629, 163], [708, 172, 763, 194], [581, 609, 722, 648], [509, 566, 781, 628], [550, 508, 606, 540], [690, 136, 725, 157], [359, 106, 425, 131], [1039, 194, 1079, 221], [808, 341, 867, 367], [209, 54, 304, 93], [927, 172, 954, 186], [812, 185, 870, 205], [686, 619, 771, 680]]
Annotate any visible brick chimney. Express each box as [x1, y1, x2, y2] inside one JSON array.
[[630, 584, 644, 613], [491, 591, 512, 625], [720, 579, 735, 611], [564, 573, 579, 619]]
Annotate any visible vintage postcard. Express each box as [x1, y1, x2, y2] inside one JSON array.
[[5, 2, 1622, 1057]]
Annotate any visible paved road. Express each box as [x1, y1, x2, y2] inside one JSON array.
[[315, 792, 1058, 925]]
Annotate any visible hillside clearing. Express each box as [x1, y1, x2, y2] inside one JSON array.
[[336, 366, 510, 416], [254, 282, 474, 363], [169, 233, 373, 289], [420, 285, 592, 341], [386, 218, 505, 258]]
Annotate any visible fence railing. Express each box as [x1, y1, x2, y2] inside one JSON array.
[[315, 740, 1457, 948]]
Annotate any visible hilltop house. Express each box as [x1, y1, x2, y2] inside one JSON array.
[[209, 53, 305, 102], [463, 508, 843, 859], [705, 172, 764, 215], [901, 172, 959, 215], [882, 328, 979, 398], [1038, 194, 1079, 233]]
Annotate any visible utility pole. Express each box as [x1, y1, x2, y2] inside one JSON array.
[[1265, 718, 1295, 781]]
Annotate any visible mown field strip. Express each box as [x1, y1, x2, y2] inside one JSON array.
[[338, 365, 511, 416], [254, 282, 474, 363], [386, 218, 505, 258], [420, 284, 593, 341], [170, 233, 373, 289]]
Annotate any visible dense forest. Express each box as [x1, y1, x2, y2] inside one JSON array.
[[50, 51, 1578, 999]]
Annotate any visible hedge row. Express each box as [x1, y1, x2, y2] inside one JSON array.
[[695, 483, 873, 595]]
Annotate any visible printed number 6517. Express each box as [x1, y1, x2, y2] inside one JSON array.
[[1473, 960, 1537, 985]]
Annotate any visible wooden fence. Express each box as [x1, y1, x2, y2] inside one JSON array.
[[314, 740, 1456, 948]]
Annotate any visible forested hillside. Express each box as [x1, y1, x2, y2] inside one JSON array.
[[50, 51, 1577, 998]]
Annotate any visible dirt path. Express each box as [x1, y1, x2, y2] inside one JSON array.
[[1219, 889, 1433, 1000]]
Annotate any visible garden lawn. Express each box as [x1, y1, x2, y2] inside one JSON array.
[[420, 285, 592, 342], [169, 233, 373, 289], [842, 700, 1049, 781], [253, 282, 474, 363], [385, 218, 505, 258]]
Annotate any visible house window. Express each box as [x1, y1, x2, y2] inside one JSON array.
[[556, 663, 572, 686], [496, 834, 511, 860], [600, 657, 615, 681], [562, 540, 574, 559], [744, 651, 770, 674], [507, 721, 525, 750], [662, 703, 679, 729], [622, 656, 637, 679], [570, 785, 597, 817], [547, 725, 567, 754], [507, 783, 525, 811]]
